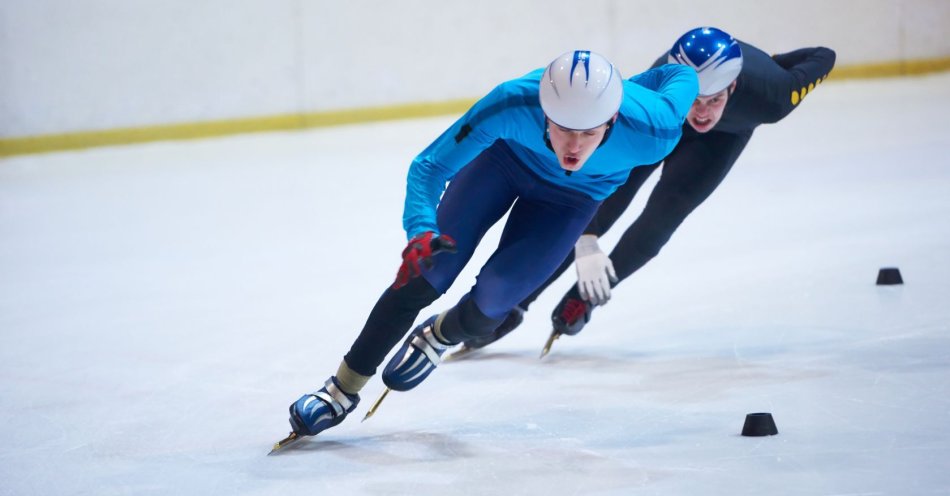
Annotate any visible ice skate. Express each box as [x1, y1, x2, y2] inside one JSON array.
[[270, 376, 359, 454], [552, 296, 593, 336], [540, 295, 593, 358], [446, 306, 525, 361], [382, 314, 451, 391], [363, 315, 452, 422]]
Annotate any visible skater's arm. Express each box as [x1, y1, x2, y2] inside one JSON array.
[[403, 76, 541, 239], [760, 46, 837, 123]]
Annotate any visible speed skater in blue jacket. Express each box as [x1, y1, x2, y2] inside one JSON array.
[[276, 50, 698, 445]]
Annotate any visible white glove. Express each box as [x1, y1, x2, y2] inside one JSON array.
[[573, 234, 617, 306]]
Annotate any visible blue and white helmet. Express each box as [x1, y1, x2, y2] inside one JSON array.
[[667, 27, 743, 96], [539, 50, 623, 130]]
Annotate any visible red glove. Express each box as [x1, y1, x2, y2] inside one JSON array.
[[392, 232, 457, 289]]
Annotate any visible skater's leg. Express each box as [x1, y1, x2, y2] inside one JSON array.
[[458, 162, 659, 351], [342, 142, 521, 378], [384, 160, 600, 385], [286, 143, 521, 436], [439, 170, 601, 343], [515, 162, 660, 311]]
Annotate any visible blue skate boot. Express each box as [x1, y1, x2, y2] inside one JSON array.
[[382, 314, 452, 391], [288, 376, 360, 436]]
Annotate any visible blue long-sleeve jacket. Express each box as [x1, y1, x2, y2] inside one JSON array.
[[403, 63, 698, 239]]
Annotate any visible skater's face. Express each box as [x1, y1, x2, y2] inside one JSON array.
[[546, 115, 616, 172], [686, 81, 736, 133]]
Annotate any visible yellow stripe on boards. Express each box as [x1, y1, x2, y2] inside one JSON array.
[[831, 57, 950, 80], [0, 99, 475, 158], [3, 56, 950, 159]]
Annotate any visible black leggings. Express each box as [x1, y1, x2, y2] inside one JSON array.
[[519, 129, 752, 309]]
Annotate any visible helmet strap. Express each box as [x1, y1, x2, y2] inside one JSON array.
[[598, 122, 614, 148], [543, 127, 554, 153]]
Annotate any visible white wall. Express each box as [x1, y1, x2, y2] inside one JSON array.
[[2, 0, 948, 138]]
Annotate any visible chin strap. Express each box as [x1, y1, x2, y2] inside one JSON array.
[[543, 128, 554, 152], [599, 122, 614, 147]]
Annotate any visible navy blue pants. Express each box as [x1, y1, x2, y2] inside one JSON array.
[[344, 141, 600, 376], [518, 127, 752, 309]]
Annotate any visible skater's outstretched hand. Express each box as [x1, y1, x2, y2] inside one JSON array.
[[574, 234, 617, 306], [393, 231, 457, 289]]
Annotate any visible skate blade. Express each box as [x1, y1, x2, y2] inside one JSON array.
[[444, 345, 479, 362], [361, 387, 391, 422], [540, 330, 561, 359], [268, 431, 302, 455]]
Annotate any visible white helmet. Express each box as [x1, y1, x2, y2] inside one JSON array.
[[539, 50, 623, 130]]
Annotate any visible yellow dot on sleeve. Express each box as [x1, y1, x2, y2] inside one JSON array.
[[791, 90, 800, 105], [809, 82, 815, 92]]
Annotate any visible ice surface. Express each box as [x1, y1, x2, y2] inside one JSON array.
[[2, 73, 949, 495]]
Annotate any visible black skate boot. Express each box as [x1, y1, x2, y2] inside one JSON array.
[[465, 306, 525, 348], [551, 295, 593, 336], [445, 306, 525, 360], [540, 292, 595, 358]]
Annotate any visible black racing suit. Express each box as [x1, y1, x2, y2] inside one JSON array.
[[517, 41, 837, 312]]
